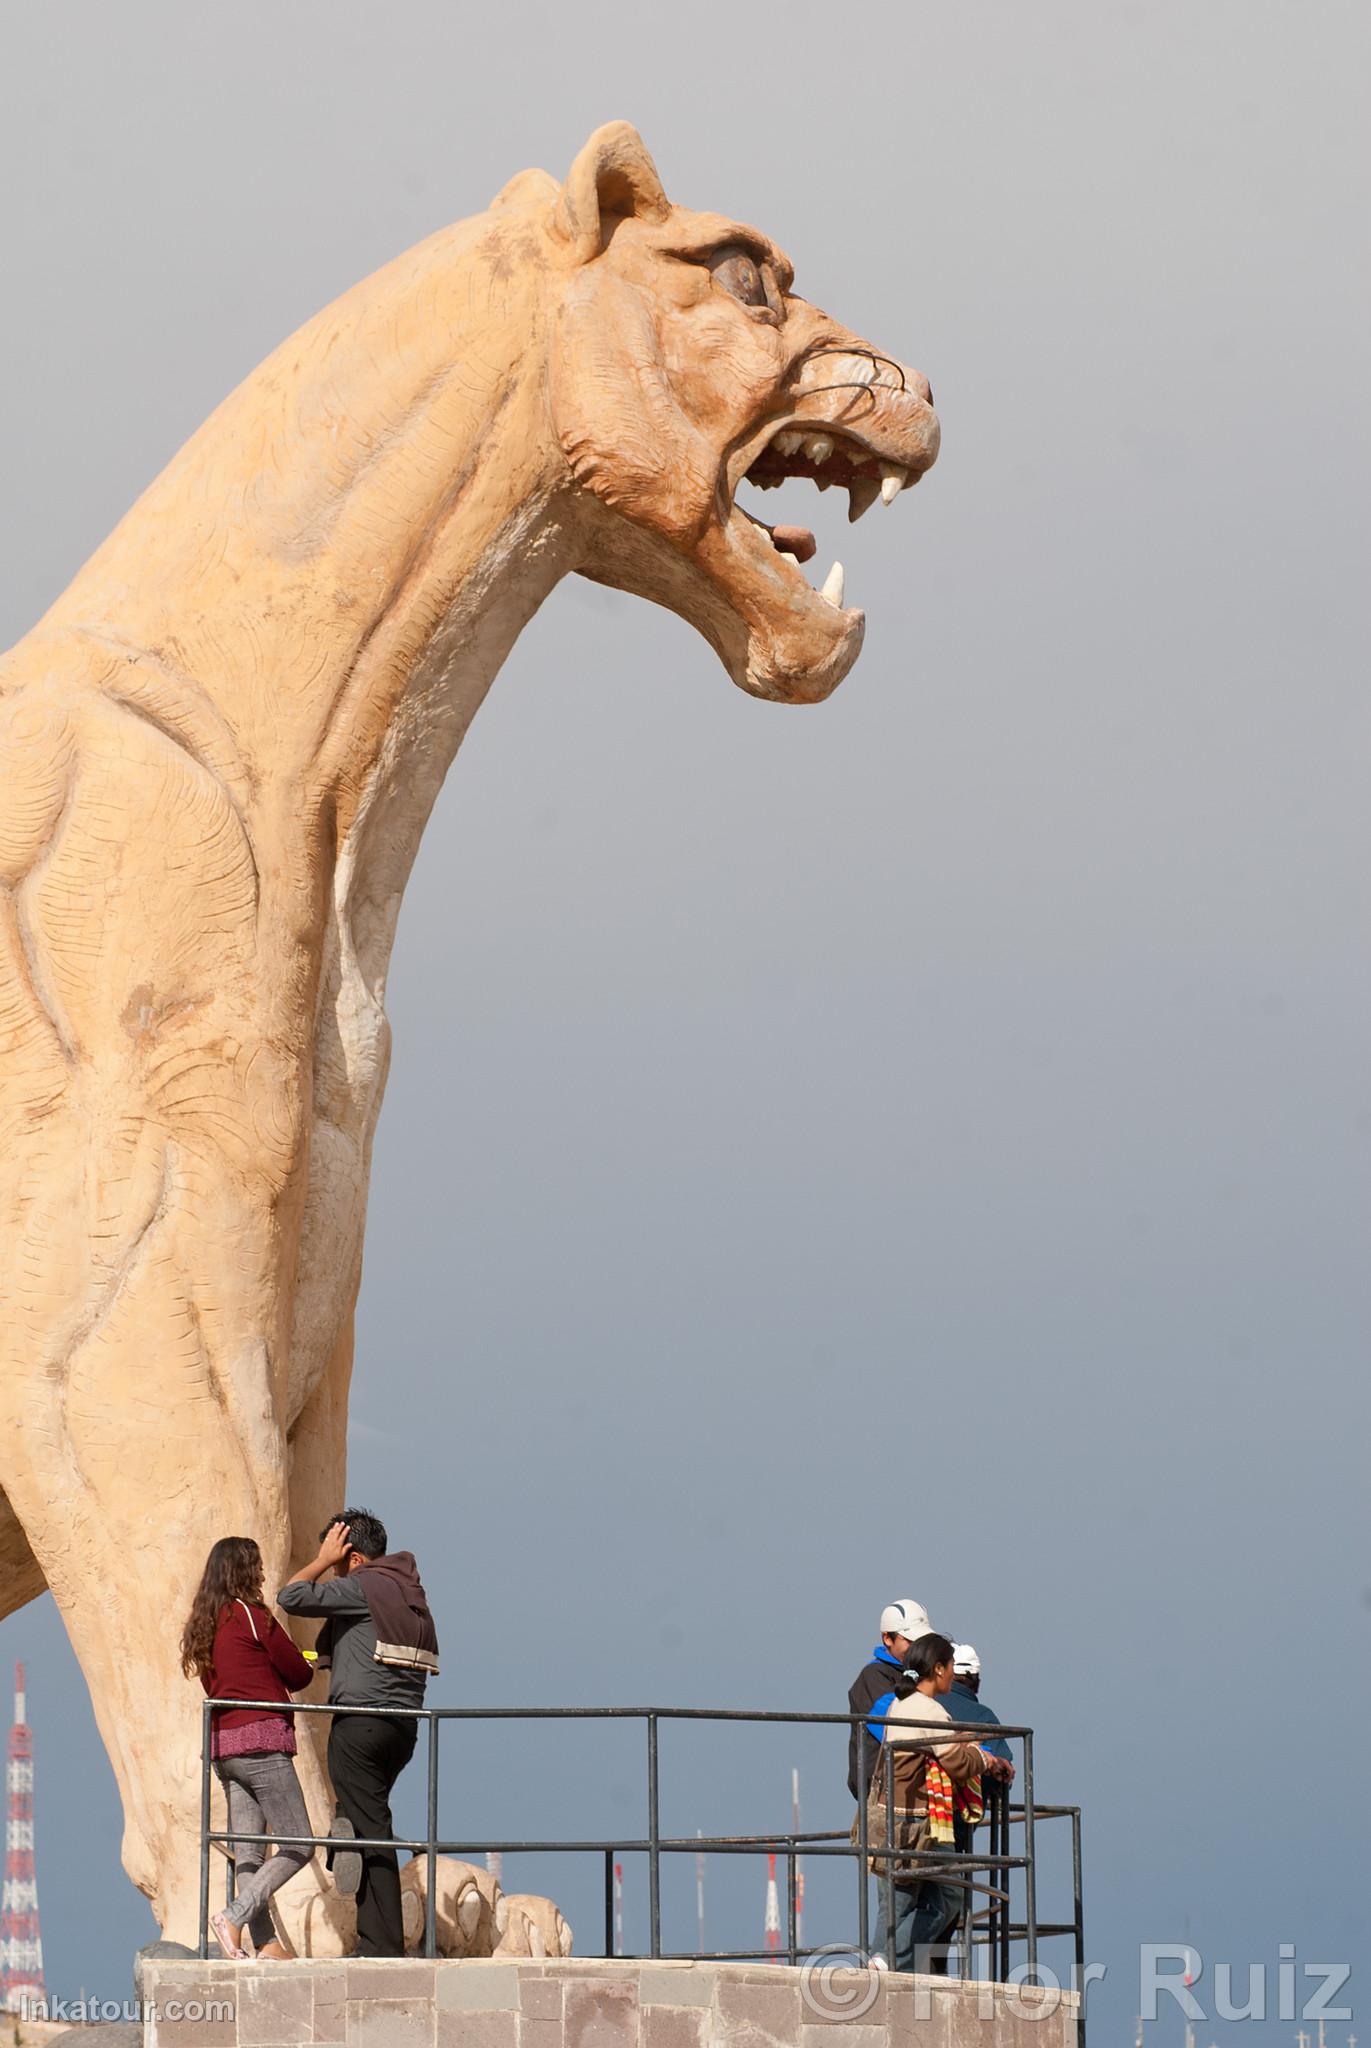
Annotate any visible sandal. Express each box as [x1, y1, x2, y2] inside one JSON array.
[[210, 1911, 245, 1959]]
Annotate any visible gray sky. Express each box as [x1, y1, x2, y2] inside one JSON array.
[[2, 1, 1367, 2035]]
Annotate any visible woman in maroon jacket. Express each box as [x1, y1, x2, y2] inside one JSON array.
[[180, 1537, 316, 1958]]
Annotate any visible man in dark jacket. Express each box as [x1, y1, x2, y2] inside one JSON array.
[[946, 1644, 1013, 1772], [946, 1643, 1014, 1873], [847, 1599, 931, 1801], [279, 1508, 439, 1956]]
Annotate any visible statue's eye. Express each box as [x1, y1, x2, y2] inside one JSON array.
[[710, 249, 768, 308]]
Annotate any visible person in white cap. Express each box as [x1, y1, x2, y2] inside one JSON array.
[[846, 1599, 934, 1803], [942, 1643, 1014, 1908], [947, 1645, 1013, 1782]]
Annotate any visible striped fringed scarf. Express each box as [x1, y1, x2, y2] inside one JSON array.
[[926, 1761, 985, 1845]]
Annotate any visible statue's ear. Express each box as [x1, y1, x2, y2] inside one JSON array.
[[549, 121, 669, 263]]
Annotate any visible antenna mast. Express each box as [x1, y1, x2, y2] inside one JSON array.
[[1, 1664, 45, 2016]]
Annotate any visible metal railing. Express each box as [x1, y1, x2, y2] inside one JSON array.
[[199, 1700, 1083, 2033]]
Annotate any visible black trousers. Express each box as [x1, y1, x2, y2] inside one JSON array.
[[327, 1714, 418, 1956]]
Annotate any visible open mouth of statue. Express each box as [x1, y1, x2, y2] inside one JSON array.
[[683, 350, 939, 703], [738, 424, 924, 611]]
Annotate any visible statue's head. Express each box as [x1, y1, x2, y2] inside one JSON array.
[[495, 123, 939, 705]]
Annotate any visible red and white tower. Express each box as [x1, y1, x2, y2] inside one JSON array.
[[1, 1663, 45, 2014], [763, 1851, 781, 1961]]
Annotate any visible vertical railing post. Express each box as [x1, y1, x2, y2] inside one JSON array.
[[198, 1699, 212, 1960], [786, 1840, 798, 1966], [604, 1847, 616, 1958], [647, 1714, 661, 1958], [882, 1742, 896, 1971], [424, 1711, 440, 1960], [1022, 1731, 1038, 1974], [999, 1779, 1010, 1983], [994, 1780, 1005, 1982], [1072, 1806, 1086, 2048], [855, 1724, 870, 1961], [983, 1782, 994, 1982]]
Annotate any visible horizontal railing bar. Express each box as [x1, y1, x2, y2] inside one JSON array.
[[656, 1951, 814, 1963], [202, 1697, 1036, 1736], [207, 1827, 1029, 1867]]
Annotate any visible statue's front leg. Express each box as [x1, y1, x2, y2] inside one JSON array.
[[0, 1176, 300, 1943], [0, 669, 350, 1946]]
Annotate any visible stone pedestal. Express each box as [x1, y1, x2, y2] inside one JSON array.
[[139, 1956, 1079, 2048]]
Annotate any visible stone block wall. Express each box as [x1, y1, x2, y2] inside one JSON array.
[[140, 1956, 1080, 2048]]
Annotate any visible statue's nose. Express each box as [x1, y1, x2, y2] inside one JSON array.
[[902, 364, 934, 410]]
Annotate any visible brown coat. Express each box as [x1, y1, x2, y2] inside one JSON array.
[[883, 1690, 986, 1814], [862, 1691, 987, 1880]]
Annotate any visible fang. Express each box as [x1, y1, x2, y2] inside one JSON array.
[[848, 477, 880, 522]]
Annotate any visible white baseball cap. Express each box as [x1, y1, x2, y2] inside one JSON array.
[[952, 1643, 980, 1677], [880, 1599, 932, 1641]]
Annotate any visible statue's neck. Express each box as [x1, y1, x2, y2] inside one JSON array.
[[41, 220, 570, 822]]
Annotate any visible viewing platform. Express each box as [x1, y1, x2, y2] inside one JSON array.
[[187, 1701, 1085, 2048]]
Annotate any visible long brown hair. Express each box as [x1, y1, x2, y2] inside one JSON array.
[[180, 1537, 265, 1681]]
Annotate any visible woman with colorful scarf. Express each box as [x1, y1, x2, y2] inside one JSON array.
[[865, 1632, 995, 1973]]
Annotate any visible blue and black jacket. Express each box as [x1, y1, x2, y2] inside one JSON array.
[[847, 1645, 913, 1800], [945, 1678, 1012, 1765]]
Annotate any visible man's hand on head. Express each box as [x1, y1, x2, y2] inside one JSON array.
[[318, 1521, 353, 1572], [282, 1520, 354, 1589]]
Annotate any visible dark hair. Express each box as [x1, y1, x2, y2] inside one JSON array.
[[321, 1507, 387, 1559], [903, 1632, 956, 1683], [180, 1537, 264, 1680], [957, 1668, 981, 1696]]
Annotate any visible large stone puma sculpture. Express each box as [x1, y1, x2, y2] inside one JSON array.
[[0, 122, 938, 1945]]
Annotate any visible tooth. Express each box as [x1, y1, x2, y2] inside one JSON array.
[[815, 476, 832, 492], [805, 434, 834, 464], [774, 430, 803, 456], [848, 477, 880, 522], [820, 561, 845, 608], [777, 551, 800, 568], [879, 461, 907, 506]]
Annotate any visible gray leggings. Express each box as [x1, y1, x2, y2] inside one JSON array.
[[215, 1753, 313, 1949]]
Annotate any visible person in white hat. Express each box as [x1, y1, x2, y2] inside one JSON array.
[[947, 1644, 1014, 1785], [846, 1598, 935, 1803]]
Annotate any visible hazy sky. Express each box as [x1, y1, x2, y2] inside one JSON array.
[[1, 2, 1367, 2038]]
